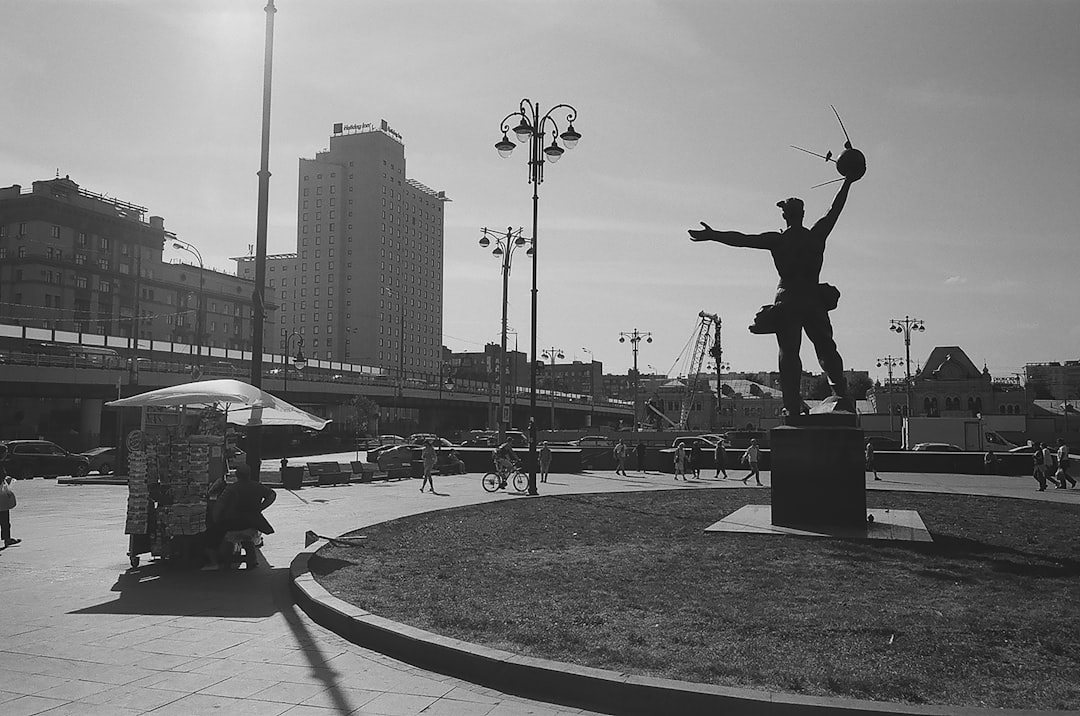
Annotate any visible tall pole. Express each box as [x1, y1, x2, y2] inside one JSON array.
[[479, 227, 529, 445], [619, 329, 652, 432], [172, 239, 204, 376], [399, 291, 405, 424], [542, 347, 564, 430], [890, 316, 924, 418], [582, 347, 595, 428], [495, 99, 581, 496], [248, 0, 276, 480], [876, 355, 902, 431]]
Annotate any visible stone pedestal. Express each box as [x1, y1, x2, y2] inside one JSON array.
[[770, 415, 865, 529]]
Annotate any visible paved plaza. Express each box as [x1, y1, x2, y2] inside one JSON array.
[[1, 464, 1076, 715]]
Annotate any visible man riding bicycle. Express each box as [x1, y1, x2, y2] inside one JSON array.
[[492, 441, 519, 489]]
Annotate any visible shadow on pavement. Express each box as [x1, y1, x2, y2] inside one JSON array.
[[70, 562, 288, 618]]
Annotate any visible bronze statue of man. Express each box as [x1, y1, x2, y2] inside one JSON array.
[[689, 177, 855, 417]]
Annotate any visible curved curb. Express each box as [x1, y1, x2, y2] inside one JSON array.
[[290, 540, 1044, 716]]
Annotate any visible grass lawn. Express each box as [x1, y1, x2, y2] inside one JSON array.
[[310, 489, 1080, 710]]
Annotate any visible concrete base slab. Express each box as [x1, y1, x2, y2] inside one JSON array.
[[704, 505, 933, 542]]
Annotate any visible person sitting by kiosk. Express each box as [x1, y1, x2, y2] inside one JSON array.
[[204, 464, 276, 569]]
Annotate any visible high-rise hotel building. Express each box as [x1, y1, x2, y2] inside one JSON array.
[[237, 120, 449, 377]]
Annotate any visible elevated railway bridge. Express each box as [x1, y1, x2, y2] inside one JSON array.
[[0, 326, 632, 451]]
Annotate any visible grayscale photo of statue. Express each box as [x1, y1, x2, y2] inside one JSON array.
[[688, 115, 866, 417]]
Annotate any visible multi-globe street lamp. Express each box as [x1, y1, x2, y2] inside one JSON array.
[[479, 226, 532, 444], [541, 347, 565, 430], [283, 331, 307, 394], [495, 98, 581, 495], [619, 329, 652, 432], [171, 239, 204, 377], [889, 316, 925, 415], [876, 355, 903, 430]]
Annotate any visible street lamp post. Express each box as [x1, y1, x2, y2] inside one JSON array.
[[479, 226, 532, 445], [283, 331, 307, 394], [541, 348, 565, 430], [495, 99, 581, 496], [889, 316, 925, 416], [581, 347, 596, 428], [619, 329, 652, 432], [382, 287, 407, 430], [172, 239, 204, 377], [876, 355, 903, 431]]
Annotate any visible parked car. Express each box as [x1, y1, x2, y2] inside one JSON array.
[[0, 440, 90, 479], [911, 442, 963, 452], [408, 433, 455, 447], [570, 435, 610, 447], [502, 430, 529, 448], [459, 430, 496, 447], [373, 443, 465, 476], [865, 436, 903, 451], [722, 430, 770, 449], [79, 446, 117, 475], [671, 436, 719, 450]]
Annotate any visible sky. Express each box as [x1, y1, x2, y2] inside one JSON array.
[[4, 0, 1078, 382]]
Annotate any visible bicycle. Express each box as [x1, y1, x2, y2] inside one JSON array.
[[482, 465, 528, 493]]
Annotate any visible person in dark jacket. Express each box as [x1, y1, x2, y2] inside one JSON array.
[[204, 464, 276, 568]]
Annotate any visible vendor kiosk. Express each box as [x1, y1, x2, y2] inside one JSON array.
[[124, 406, 234, 567]]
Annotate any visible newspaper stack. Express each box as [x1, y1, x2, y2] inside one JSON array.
[[124, 470, 150, 534]]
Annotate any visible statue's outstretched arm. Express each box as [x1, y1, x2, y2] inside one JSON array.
[[689, 223, 777, 249]]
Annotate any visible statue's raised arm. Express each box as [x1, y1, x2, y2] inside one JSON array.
[[810, 177, 853, 239]]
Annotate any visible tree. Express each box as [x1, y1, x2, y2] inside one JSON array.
[[350, 395, 381, 437], [848, 374, 874, 400], [808, 374, 833, 400]]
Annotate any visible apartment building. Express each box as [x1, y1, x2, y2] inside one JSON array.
[[0, 176, 261, 350], [237, 120, 449, 376]]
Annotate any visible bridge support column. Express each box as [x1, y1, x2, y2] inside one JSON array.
[[80, 398, 103, 452]]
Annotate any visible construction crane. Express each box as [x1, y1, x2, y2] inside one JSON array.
[[677, 311, 720, 429]]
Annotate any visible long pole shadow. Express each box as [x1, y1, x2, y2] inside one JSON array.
[[272, 568, 359, 716]]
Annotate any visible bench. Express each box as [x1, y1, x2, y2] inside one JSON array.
[[308, 461, 349, 486], [349, 461, 378, 483]]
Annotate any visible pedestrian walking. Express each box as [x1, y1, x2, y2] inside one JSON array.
[[983, 450, 1000, 475], [1033, 442, 1058, 490], [420, 440, 437, 493], [713, 438, 728, 479], [539, 441, 552, 483], [740, 439, 762, 486], [866, 441, 879, 480], [0, 465, 20, 548], [674, 443, 687, 480], [636, 441, 648, 473], [1056, 438, 1075, 488], [613, 439, 629, 476], [690, 443, 701, 478]]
